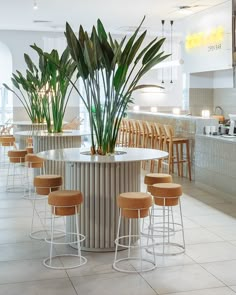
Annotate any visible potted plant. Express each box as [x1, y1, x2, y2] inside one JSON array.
[[64, 17, 169, 155], [30, 45, 76, 133], [4, 46, 76, 133], [3, 54, 46, 123]]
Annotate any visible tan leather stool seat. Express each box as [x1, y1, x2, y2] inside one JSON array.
[[26, 147, 34, 154], [25, 153, 44, 168], [144, 173, 172, 193], [0, 136, 15, 146], [8, 150, 27, 163], [34, 175, 62, 195], [118, 192, 152, 218], [48, 190, 83, 216], [150, 183, 182, 206]]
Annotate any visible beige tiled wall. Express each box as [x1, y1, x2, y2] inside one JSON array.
[[213, 88, 236, 118], [189, 88, 214, 116]]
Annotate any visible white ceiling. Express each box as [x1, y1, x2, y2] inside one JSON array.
[[0, 0, 227, 34]]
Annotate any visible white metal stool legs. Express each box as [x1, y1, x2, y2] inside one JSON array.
[[147, 198, 185, 256], [113, 208, 157, 273], [43, 205, 87, 270]]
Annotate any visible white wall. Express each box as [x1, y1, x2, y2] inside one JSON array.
[[0, 30, 80, 121]]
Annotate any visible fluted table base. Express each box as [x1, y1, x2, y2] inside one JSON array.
[[66, 161, 140, 251]]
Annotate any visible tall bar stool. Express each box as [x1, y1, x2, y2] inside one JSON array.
[[144, 173, 173, 192], [113, 192, 156, 273], [43, 190, 87, 270], [6, 149, 27, 191], [30, 175, 63, 240], [24, 154, 45, 199], [163, 125, 191, 181], [149, 183, 185, 256], [143, 173, 173, 235], [0, 136, 16, 165]]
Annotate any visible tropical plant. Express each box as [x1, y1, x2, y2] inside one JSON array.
[[3, 54, 46, 123], [30, 45, 76, 133], [64, 17, 170, 155]]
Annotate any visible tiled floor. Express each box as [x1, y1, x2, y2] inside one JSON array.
[[1, 164, 236, 295]]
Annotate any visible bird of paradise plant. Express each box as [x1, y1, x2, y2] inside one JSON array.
[[64, 17, 170, 155]]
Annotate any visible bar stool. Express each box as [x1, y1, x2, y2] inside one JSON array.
[[163, 125, 191, 181], [6, 149, 27, 191], [26, 147, 34, 154], [113, 192, 156, 273], [30, 175, 63, 240], [24, 154, 45, 199], [144, 173, 173, 193], [149, 183, 185, 256], [143, 173, 173, 235], [0, 136, 16, 165], [43, 190, 87, 270]]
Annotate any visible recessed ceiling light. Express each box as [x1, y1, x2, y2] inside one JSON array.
[[178, 5, 193, 15], [33, 20, 52, 23]]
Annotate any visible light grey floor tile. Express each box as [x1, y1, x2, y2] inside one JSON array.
[[0, 199, 32, 209], [164, 287, 236, 295], [0, 259, 67, 284], [0, 216, 42, 229], [67, 251, 116, 277], [0, 278, 77, 295], [141, 264, 223, 294], [207, 226, 236, 241], [186, 242, 236, 263], [183, 228, 223, 245], [0, 207, 33, 218], [0, 241, 49, 261], [71, 272, 157, 295], [188, 214, 236, 227], [202, 260, 236, 286], [0, 229, 33, 244], [230, 286, 236, 292]]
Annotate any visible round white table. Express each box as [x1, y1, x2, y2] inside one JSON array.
[[38, 147, 168, 252]]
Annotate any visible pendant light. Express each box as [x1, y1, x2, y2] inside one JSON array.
[[161, 20, 165, 84], [33, 0, 38, 10], [170, 20, 174, 84]]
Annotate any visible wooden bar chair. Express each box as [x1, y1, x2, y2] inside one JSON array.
[[163, 125, 191, 181]]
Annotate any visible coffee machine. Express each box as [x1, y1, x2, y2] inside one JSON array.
[[228, 114, 236, 135]]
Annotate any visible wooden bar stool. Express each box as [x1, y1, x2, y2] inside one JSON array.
[[30, 175, 63, 240], [24, 154, 45, 199], [149, 183, 185, 256], [44, 190, 87, 270], [113, 192, 156, 273], [163, 125, 191, 181], [6, 149, 27, 191]]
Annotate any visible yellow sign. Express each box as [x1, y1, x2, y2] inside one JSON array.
[[185, 26, 224, 50]]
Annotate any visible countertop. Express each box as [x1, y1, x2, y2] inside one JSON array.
[[196, 134, 236, 143]]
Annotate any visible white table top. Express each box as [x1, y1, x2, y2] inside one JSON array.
[[37, 147, 168, 164], [13, 121, 47, 126], [15, 130, 91, 138]]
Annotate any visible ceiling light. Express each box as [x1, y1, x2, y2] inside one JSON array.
[[33, 0, 38, 10], [178, 5, 193, 15]]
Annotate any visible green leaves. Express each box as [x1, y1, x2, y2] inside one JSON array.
[[63, 17, 170, 154]]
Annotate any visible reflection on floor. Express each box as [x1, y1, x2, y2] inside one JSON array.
[[1, 163, 236, 295]]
